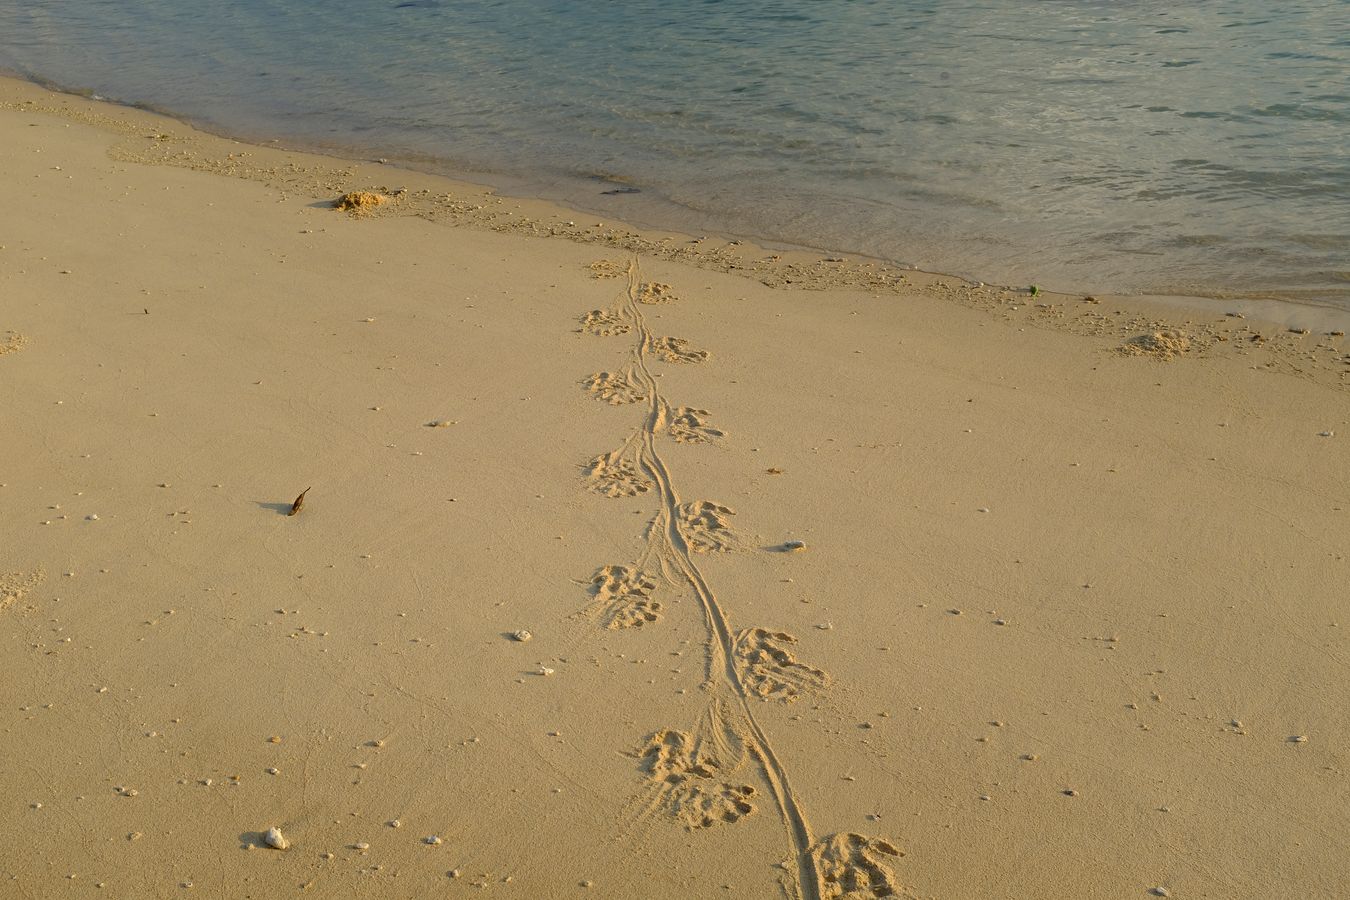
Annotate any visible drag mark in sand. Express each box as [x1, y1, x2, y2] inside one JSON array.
[[575, 257, 900, 899]]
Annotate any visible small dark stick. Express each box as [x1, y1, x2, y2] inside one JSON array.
[[288, 487, 311, 517]]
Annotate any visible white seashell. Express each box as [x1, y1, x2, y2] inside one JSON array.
[[511, 630, 532, 642], [538, 666, 555, 676], [263, 827, 288, 850], [352, 842, 370, 851], [1318, 431, 1334, 437], [783, 540, 806, 551], [424, 835, 443, 845]]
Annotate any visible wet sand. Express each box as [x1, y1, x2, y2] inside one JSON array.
[[2, 76, 1348, 899]]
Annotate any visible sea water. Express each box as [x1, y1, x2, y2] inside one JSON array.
[[2, 0, 1347, 308]]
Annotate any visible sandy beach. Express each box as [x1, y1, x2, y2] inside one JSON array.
[[2, 76, 1349, 899]]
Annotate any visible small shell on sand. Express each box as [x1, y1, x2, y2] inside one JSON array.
[[783, 540, 807, 551], [352, 842, 370, 851], [1289, 735, 1309, 743], [263, 827, 288, 850], [538, 666, 555, 676], [511, 630, 533, 642], [424, 835, 443, 845]]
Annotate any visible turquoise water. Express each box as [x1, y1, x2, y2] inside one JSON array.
[[2, 1, 1348, 306]]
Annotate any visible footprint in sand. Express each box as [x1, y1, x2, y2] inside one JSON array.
[[582, 370, 646, 405], [588, 565, 663, 629], [638, 729, 756, 830], [585, 449, 653, 498], [648, 336, 709, 364], [677, 501, 738, 553], [637, 282, 676, 304], [812, 832, 904, 899], [579, 308, 631, 337], [1, 331, 30, 356], [666, 406, 724, 444], [734, 628, 829, 702], [1, 570, 46, 613], [587, 259, 625, 279]]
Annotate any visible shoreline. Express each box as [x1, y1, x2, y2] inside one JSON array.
[[5, 68, 1348, 325], [2, 74, 1348, 899]]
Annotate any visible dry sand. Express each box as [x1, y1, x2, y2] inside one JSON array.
[[2, 76, 1348, 899]]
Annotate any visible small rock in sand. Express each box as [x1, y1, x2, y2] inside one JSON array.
[[511, 630, 533, 642], [263, 826, 288, 851]]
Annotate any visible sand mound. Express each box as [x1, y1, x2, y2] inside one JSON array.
[[333, 191, 388, 214], [1120, 330, 1192, 358]]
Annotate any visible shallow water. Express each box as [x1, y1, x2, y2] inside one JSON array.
[[3, 1, 1347, 307]]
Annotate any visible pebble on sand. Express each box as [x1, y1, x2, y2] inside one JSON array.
[[424, 835, 443, 845], [511, 630, 533, 642], [782, 540, 807, 551], [263, 826, 288, 850]]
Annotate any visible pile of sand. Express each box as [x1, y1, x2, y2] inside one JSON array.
[[1120, 329, 1192, 358], [333, 191, 388, 214]]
